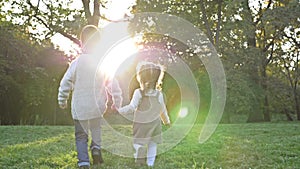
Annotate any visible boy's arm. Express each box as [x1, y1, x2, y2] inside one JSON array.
[[58, 61, 77, 109], [106, 78, 123, 109], [159, 92, 171, 125], [118, 89, 141, 114]]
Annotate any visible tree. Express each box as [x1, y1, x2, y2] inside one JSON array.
[[0, 0, 115, 46], [0, 0, 135, 125], [263, 0, 300, 121], [82, 0, 101, 26], [0, 21, 39, 124], [1, 0, 299, 124], [0, 20, 69, 125], [283, 46, 300, 121], [131, 0, 258, 123], [273, 27, 300, 120], [132, 0, 300, 123]]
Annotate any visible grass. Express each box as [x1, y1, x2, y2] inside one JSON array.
[[0, 123, 299, 169]]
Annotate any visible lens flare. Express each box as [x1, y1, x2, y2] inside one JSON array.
[[178, 107, 188, 118], [89, 12, 226, 157]]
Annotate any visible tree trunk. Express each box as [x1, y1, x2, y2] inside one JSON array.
[[244, 1, 264, 122], [293, 88, 300, 121], [285, 109, 293, 121], [263, 91, 270, 121], [220, 111, 230, 123], [246, 96, 264, 123], [294, 53, 300, 120], [261, 66, 271, 121], [82, 0, 100, 26], [283, 52, 300, 121]]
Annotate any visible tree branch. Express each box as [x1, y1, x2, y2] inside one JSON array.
[[283, 33, 300, 49], [266, 0, 272, 9], [27, 0, 80, 45], [199, 0, 214, 44], [99, 14, 131, 23], [294, 52, 299, 90], [265, 42, 274, 66], [56, 30, 81, 45], [215, 0, 222, 49], [255, 0, 272, 25], [281, 56, 295, 92]]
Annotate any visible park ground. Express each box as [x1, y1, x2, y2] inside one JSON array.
[[0, 122, 299, 169]]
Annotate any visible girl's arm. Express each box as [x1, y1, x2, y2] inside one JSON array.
[[57, 60, 77, 109], [159, 92, 171, 125], [118, 89, 141, 114]]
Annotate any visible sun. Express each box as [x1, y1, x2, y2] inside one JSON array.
[[99, 38, 139, 79], [51, 0, 136, 55]]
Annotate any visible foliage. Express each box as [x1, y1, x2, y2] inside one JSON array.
[[131, 0, 300, 122], [0, 21, 36, 124], [0, 0, 84, 44], [0, 0, 299, 124], [0, 0, 112, 45], [0, 0, 122, 125], [0, 21, 70, 125]]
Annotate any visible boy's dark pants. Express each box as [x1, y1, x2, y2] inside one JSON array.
[[74, 117, 102, 167]]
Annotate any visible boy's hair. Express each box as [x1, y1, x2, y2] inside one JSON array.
[[136, 62, 165, 90], [80, 25, 101, 49]]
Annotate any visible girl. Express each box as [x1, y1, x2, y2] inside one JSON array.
[[118, 61, 171, 167]]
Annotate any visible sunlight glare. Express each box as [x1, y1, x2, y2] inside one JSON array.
[[51, 33, 80, 56], [51, 0, 135, 54], [99, 38, 138, 79], [102, 0, 136, 21]]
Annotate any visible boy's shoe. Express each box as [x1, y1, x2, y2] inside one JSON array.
[[135, 146, 146, 165], [79, 165, 89, 169], [92, 149, 104, 165]]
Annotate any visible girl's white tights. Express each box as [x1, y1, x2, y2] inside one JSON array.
[[133, 142, 157, 166]]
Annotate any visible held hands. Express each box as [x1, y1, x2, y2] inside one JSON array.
[[103, 104, 119, 117], [59, 100, 67, 109], [165, 122, 172, 127], [162, 122, 171, 131], [110, 104, 119, 113]]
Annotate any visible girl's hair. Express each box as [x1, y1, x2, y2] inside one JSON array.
[[136, 62, 165, 90]]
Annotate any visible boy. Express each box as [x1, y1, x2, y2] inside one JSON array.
[[58, 25, 122, 169]]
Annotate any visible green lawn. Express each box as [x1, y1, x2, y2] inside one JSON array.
[[0, 123, 299, 169]]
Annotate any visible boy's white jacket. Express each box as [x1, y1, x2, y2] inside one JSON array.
[[58, 54, 122, 120]]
